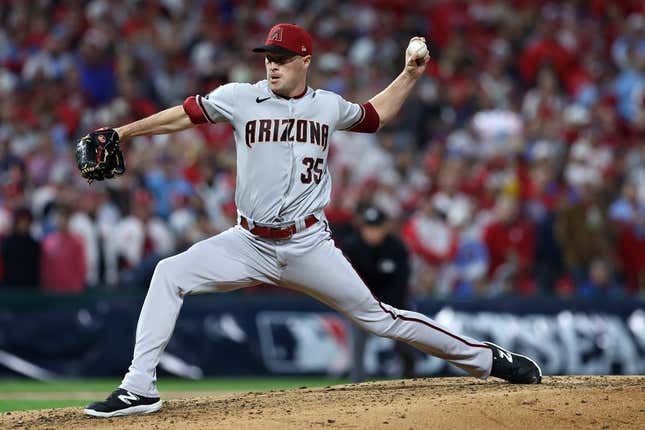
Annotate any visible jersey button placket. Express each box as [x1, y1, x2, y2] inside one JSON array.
[[278, 100, 296, 216]]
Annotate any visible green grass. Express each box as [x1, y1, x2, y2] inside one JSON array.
[[0, 377, 348, 392], [0, 377, 350, 412], [0, 399, 89, 412]]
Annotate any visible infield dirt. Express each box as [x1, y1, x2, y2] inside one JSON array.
[[1, 376, 643, 429]]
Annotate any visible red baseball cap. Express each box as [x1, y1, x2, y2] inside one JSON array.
[[252, 23, 312, 56]]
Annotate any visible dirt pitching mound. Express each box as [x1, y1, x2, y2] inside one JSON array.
[[2, 376, 643, 429]]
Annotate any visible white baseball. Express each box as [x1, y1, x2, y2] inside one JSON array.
[[407, 39, 428, 59]]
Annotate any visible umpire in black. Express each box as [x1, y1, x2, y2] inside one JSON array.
[[341, 205, 415, 382]]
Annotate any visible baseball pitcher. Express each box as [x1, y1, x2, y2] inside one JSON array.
[[80, 24, 541, 418]]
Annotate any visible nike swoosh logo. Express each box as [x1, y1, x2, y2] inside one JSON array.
[[256, 96, 271, 103]]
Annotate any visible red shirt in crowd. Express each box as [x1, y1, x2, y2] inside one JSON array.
[[483, 218, 536, 293], [401, 216, 459, 265], [40, 231, 86, 293], [617, 225, 645, 294], [519, 37, 573, 85]]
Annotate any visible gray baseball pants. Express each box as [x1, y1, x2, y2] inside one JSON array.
[[120, 220, 493, 397]]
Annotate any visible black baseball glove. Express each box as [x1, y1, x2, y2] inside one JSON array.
[[75, 127, 125, 183]]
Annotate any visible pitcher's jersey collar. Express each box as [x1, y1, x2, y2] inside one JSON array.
[[259, 80, 312, 100]]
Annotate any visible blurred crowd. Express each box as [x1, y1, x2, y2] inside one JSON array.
[[0, 0, 644, 298]]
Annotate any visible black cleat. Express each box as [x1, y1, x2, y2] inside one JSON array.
[[485, 342, 542, 384], [84, 388, 162, 418]]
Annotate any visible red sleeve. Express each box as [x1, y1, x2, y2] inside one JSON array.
[[348, 102, 380, 133], [182, 96, 208, 124]]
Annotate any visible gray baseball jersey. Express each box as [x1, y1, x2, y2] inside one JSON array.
[[197, 79, 365, 224], [118, 80, 496, 399]]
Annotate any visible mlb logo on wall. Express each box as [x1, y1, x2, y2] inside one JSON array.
[[256, 311, 350, 374]]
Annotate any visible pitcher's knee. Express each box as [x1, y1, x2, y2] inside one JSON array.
[[352, 301, 408, 340], [356, 319, 395, 339]]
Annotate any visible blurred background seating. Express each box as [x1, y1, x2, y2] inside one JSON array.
[[0, 0, 643, 299]]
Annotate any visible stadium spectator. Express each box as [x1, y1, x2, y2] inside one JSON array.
[[401, 194, 459, 297], [144, 152, 194, 220], [483, 197, 536, 295], [69, 189, 105, 288], [556, 174, 615, 291], [610, 179, 641, 225], [1, 207, 40, 288], [40, 205, 86, 293], [616, 208, 645, 295], [522, 67, 565, 141], [613, 42, 645, 128], [577, 259, 623, 298], [0, 0, 642, 297], [437, 197, 489, 298], [107, 189, 175, 288], [77, 30, 118, 107], [523, 141, 565, 288], [612, 14, 645, 69]]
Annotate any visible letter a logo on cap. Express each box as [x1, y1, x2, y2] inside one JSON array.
[[269, 28, 283, 42]]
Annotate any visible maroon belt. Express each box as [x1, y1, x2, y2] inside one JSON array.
[[240, 215, 318, 240]]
